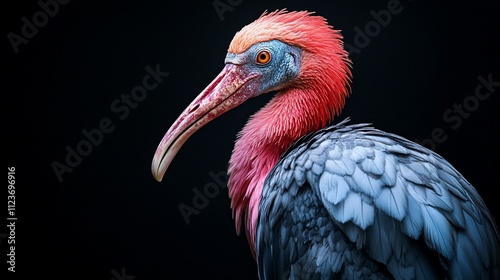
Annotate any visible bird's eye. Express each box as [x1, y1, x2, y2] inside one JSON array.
[[255, 50, 271, 65]]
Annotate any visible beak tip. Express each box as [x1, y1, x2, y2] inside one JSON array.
[[152, 171, 164, 183], [154, 177, 163, 183], [151, 160, 165, 183]]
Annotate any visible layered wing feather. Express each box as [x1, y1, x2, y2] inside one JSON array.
[[257, 119, 499, 279]]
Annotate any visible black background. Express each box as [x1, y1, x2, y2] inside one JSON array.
[[4, 0, 499, 279]]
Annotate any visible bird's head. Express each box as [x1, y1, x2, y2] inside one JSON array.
[[152, 10, 351, 182]]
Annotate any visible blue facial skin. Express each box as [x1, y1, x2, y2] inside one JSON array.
[[225, 40, 303, 97]]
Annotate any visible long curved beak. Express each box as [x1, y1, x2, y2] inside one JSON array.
[[152, 63, 256, 182]]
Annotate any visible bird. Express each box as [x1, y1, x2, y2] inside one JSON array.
[[151, 10, 499, 279]]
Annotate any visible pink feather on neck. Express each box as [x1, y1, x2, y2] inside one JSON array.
[[226, 10, 352, 257]]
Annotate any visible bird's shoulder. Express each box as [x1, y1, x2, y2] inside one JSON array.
[[258, 118, 499, 279]]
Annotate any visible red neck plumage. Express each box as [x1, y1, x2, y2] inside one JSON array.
[[227, 53, 350, 257]]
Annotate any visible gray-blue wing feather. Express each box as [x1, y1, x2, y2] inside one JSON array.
[[257, 119, 499, 280]]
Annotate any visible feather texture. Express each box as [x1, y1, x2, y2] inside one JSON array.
[[257, 120, 499, 279]]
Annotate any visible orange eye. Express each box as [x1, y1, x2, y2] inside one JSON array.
[[255, 50, 271, 65]]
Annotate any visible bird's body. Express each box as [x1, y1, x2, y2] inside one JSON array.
[[258, 119, 498, 279], [152, 10, 499, 279]]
